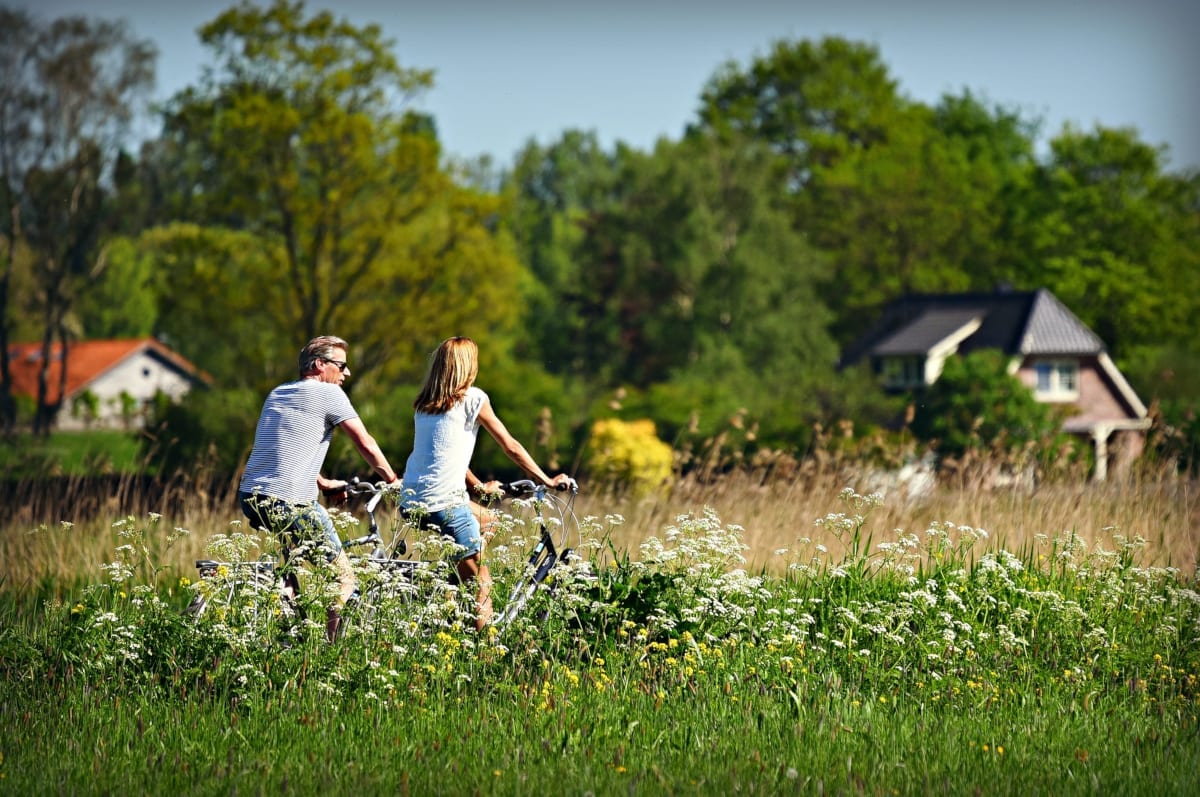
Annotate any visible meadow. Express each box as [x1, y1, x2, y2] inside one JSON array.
[[1, 462, 1198, 795]]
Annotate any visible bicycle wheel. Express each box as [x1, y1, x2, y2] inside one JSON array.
[[533, 491, 582, 554], [183, 592, 208, 618], [493, 528, 561, 627]]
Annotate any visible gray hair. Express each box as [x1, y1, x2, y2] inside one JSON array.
[[298, 335, 348, 377]]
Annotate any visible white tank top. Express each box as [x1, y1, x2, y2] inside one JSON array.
[[400, 386, 487, 512]]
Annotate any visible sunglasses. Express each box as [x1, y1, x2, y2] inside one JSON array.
[[322, 357, 349, 372]]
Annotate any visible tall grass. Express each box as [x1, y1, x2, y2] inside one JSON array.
[[1, 484, 1197, 795], [2, 456, 1197, 595], [590, 464, 1198, 578]]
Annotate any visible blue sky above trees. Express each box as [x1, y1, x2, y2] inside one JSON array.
[[22, 0, 1200, 171]]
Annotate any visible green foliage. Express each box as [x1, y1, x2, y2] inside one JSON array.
[[6, 12, 1197, 479], [69, 390, 100, 428], [141, 387, 263, 477], [150, 0, 524, 400], [72, 237, 158, 338], [506, 129, 838, 453], [1127, 343, 1200, 474], [134, 223, 295, 391], [1025, 127, 1200, 359], [584, 418, 674, 496], [0, 9, 156, 431], [910, 350, 1063, 463], [697, 37, 903, 181], [0, 429, 145, 478]]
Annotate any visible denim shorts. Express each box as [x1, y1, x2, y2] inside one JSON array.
[[404, 503, 481, 559], [239, 492, 343, 560]]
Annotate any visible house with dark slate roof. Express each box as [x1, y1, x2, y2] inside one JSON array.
[[840, 288, 1150, 480]]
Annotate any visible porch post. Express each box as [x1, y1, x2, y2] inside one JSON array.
[[1092, 425, 1110, 482]]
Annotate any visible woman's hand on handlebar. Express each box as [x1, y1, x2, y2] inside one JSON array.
[[547, 474, 577, 492], [472, 480, 505, 501]]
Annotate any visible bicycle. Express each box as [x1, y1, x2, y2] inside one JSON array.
[[184, 478, 583, 637], [342, 477, 583, 634], [183, 485, 388, 638]]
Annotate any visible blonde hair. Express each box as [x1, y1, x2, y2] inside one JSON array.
[[414, 337, 479, 414]]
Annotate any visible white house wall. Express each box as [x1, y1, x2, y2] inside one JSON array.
[[58, 351, 196, 430]]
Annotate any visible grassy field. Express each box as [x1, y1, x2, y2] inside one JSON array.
[[1, 471, 1198, 794], [0, 429, 147, 478]]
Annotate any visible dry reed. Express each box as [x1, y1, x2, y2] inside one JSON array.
[[584, 464, 1199, 578], [2, 456, 1197, 592]]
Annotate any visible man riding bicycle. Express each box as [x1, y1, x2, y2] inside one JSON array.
[[238, 335, 402, 641]]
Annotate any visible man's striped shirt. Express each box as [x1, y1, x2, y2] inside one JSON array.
[[239, 379, 358, 503]]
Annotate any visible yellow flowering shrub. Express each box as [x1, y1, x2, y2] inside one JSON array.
[[585, 418, 673, 496]]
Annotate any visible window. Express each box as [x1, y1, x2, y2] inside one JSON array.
[[1034, 360, 1079, 400], [880, 356, 925, 389]]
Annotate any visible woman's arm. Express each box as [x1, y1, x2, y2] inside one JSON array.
[[478, 399, 572, 488]]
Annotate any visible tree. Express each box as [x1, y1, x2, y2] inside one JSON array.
[[1023, 127, 1200, 359], [803, 94, 1044, 344], [505, 130, 621, 374], [508, 130, 836, 446], [910, 350, 1062, 465], [695, 37, 904, 188], [152, 0, 523, 394], [71, 235, 157, 339], [690, 39, 1052, 348], [0, 8, 155, 432]]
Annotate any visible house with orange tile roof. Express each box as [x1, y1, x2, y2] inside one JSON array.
[[6, 338, 210, 430]]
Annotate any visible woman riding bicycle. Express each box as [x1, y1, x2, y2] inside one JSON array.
[[399, 336, 574, 630]]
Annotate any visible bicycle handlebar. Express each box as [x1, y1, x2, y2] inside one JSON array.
[[341, 476, 578, 499], [503, 478, 578, 497]]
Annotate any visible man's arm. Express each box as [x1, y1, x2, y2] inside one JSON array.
[[338, 417, 400, 484]]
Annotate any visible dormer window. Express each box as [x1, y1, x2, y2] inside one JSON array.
[[880, 356, 925, 389], [1034, 360, 1079, 401]]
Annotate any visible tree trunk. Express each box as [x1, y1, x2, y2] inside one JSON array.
[[0, 204, 18, 434]]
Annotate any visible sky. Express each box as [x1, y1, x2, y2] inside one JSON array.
[[19, 0, 1200, 171]]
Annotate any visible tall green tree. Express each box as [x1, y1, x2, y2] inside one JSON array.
[[695, 37, 903, 187], [511, 131, 835, 444], [1023, 126, 1200, 359], [505, 130, 620, 375], [153, 0, 522, 395], [694, 40, 1050, 347], [0, 8, 155, 432]]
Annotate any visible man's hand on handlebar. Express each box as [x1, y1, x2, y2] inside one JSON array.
[[319, 478, 350, 506]]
